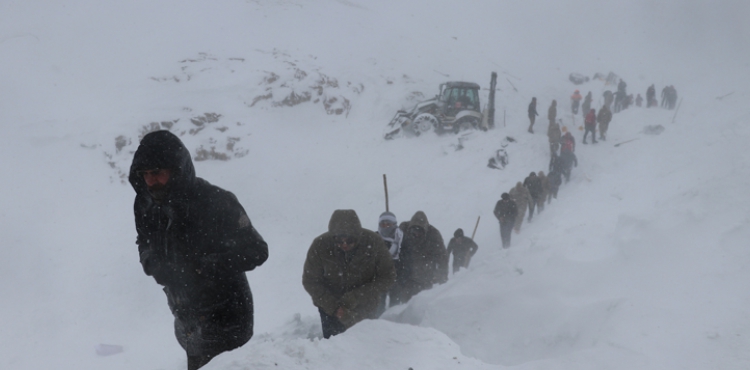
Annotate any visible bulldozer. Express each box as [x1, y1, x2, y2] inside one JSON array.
[[385, 72, 497, 140]]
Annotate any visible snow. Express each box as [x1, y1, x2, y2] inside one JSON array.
[[1, 0, 750, 369]]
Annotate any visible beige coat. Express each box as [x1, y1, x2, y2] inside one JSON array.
[[303, 210, 396, 328]]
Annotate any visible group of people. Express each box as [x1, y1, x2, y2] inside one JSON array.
[[128, 130, 482, 368], [302, 208, 478, 339], [645, 84, 678, 109], [494, 116, 578, 248]]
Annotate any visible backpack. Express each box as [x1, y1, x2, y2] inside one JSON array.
[[561, 136, 574, 153]]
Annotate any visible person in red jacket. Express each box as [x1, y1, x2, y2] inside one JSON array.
[[583, 109, 597, 144], [570, 90, 583, 114]]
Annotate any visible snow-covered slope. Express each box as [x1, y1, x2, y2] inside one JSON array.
[[1, 1, 749, 369]]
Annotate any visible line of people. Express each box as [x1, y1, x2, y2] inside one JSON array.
[[493, 138, 576, 249], [129, 131, 486, 368]]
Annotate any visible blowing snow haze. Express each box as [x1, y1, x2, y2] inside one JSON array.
[[1, 1, 750, 369]]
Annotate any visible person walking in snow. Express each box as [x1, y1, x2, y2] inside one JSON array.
[[446, 228, 479, 273], [646, 84, 657, 107], [493, 193, 518, 248], [581, 91, 593, 118], [548, 118, 562, 157], [528, 97, 539, 133], [635, 93, 643, 107], [129, 131, 269, 370], [390, 211, 448, 305], [547, 100, 558, 126], [523, 172, 544, 221], [561, 131, 576, 155], [570, 90, 583, 115], [597, 104, 613, 141], [583, 108, 597, 144], [376, 211, 403, 315], [303, 209, 396, 338], [509, 182, 532, 233]]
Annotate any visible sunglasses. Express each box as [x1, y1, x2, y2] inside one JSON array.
[[379, 221, 396, 228], [334, 235, 357, 245]]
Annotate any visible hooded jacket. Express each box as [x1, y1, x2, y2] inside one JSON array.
[[302, 210, 396, 328], [547, 100, 557, 122], [398, 211, 449, 287], [129, 131, 268, 355]]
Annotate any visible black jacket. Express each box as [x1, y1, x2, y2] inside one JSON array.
[[528, 101, 539, 118], [129, 131, 268, 355], [523, 174, 543, 198], [493, 199, 518, 224]]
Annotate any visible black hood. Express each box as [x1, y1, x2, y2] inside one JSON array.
[[129, 131, 196, 198]]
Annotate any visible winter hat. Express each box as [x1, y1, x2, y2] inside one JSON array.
[[501, 192, 510, 200], [379, 212, 397, 224], [454, 228, 464, 237], [378, 211, 398, 238]]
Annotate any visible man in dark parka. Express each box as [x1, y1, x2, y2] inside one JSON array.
[[446, 228, 479, 273], [302, 210, 396, 338], [493, 193, 518, 248], [129, 131, 269, 370], [528, 97, 539, 133], [523, 172, 543, 221], [390, 211, 448, 305]]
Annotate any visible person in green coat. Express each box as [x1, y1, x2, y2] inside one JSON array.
[[303, 209, 396, 338]]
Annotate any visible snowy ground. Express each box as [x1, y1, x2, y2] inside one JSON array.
[[2, 0, 750, 369]]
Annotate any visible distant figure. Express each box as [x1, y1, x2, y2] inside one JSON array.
[[547, 100, 557, 126], [570, 90, 583, 115], [597, 105, 613, 141], [646, 84, 657, 107], [303, 210, 396, 338], [508, 182, 532, 233], [390, 211, 448, 305], [614, 79, 627, 113], [583, 108, 597, 144], [493, 193, 518, 248], [635, 94, 643, 107], [581, 91, 593, 118], [446, 228, 479, 273], [561, 131, 576, 155], [528, 97, 539, 133], [547, 119, 562, 157], [661, 86, 669, 108], [523, 172, 543, 221], [667, 85, 678, 109]]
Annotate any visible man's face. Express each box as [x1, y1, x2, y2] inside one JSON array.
[[408, 226, 426, 239], [334, 235, 357, 252], [138, 169, 171, 200]]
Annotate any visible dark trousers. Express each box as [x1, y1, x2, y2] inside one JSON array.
[[500, 221, 514, 248], [547, 186, 559, 204], [319, 308, 347, 339], [188, 354, 215, 370], [528, 197, 537, 221], [583, 127, 597, 143]]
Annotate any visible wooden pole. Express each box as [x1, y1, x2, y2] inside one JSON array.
[[471, 216, 480, 239], [671, 98, 683, 123], [383, 174, 389, 212]]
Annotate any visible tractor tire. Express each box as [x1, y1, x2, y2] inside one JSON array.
[[412, 113, 437, 136]]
